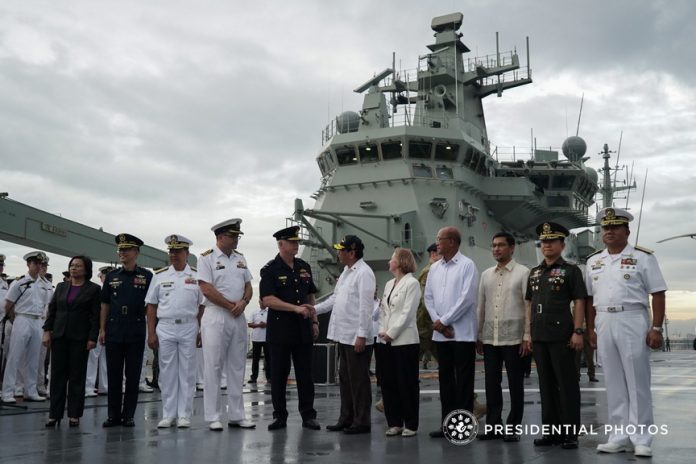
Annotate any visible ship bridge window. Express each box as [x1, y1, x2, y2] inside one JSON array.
[[359, 144, 379, 163], [435, 143, 459, 161], [412, 163, 433, 178], [381, 141, 403, 160], [530, 175, 550, 191], [550, 175, 576, 190], [324, 151, 336, 169], [317, 158, 328, 176], [547, 195, 570, 207], [436, 165, 453, 179], [336, 147, 358, 166], [408, 141, 432, 159]]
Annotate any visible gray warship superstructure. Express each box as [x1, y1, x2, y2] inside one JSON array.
[[291, 13, 599, 293]]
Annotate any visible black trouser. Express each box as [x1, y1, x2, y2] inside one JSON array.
[[533, 341, 580, 438], [482, 344, 525, 428], [337, 343, 373, 428], [375, 343, 420, 430], [435, 341, 476, 421], [268, 342, 315, 421], [521, 353, 533, 376], [48, 338, 90, 419], [250, 341, 270, 381], [105, 339, 145, 421]]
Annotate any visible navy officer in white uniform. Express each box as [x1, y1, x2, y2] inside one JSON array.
[[146, 234, 204, 429], [198, 218, 255, 431], [1, 251, 52, 403], [586, 207, 667, 458]]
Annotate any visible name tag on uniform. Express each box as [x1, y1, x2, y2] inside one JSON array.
[[162, 282, 174, 288], [215, 262, 225, 270]]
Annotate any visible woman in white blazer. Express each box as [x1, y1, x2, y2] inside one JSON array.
[[375, 248, 422, 437]]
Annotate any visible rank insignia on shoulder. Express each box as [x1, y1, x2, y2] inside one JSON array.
[[635, 245, 654, 254], [155, 267, 168, 274], [201, 249, 213, 256], [190, 266, 197, 272], [586, 249, 602, 259]]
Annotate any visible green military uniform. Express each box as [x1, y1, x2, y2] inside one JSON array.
[[526, 223, 586, 445], [416, 263, 436, 363]]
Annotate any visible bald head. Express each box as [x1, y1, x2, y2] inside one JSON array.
[[436, 226, 461, 260]]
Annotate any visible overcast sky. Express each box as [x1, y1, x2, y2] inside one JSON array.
[[1, 0, 695, 319]]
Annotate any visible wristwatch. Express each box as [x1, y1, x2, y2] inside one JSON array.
[[651, 326, 664, 334], [574, 328, 585, 335]]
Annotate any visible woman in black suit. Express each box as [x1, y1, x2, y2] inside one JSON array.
[[42, 255, 100, 427]]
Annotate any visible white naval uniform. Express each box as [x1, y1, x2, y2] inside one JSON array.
[[198, 246, 252, 423], [1, 274, 52, 400], [37, 278, 53, 394], [85, 281, 108, 394], [586, 244, 667, 447], [145, 264, 203, 420]]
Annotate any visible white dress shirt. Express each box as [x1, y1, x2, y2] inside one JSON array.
[[145, 264, 203, 319], [477, 259, 530, 345], [5, 274, 52, 316], [424, 251, 479, 342], [378, 273, 421, 346], [197, 246, 252, 306], [250, 308, 268, 342], [585, 244, 667, 308], [314, 258, 376, 345]]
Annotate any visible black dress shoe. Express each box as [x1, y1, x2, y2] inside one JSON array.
[[478, 431, 503, 441], [102, 418, 121, 428], [302, 419, 321, 430], [533, 435, 558, 446], [343, 425, 370, 435], [561, 437, 578, 449], [122, 418, 135, 427], [326, 423, 348, 432], [589, 377, 599, 382], [268, 420, 287, 431], [429, 429, 445, 438], [503, 433, 521, 442], [248, 379, 257, 384]]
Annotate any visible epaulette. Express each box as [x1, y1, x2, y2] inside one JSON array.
[[233, 250, 244, 256], [190, 266, 197, 272], [201, 249, 213, 257], [154, 266, 169, 274], [585, 249, 603, 259], [635, 245, 654, 254]]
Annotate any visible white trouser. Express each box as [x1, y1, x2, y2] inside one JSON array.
[[157, 320, 197, 419], [85, 343, 108, 392], [2, 316, 42, 399], [595, 309, 654, 447], [201, 306, 247, 422], [38, 343, 48, 392], [196, 347, 204, 385]]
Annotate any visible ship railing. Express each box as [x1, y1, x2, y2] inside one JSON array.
[[490, 145, 535, 162], [477, 67, 531, 87], [414, 50, 519, 74]]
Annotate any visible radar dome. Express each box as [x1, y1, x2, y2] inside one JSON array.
[[584, 166, 598, 184], [562, 136, 587, 162], [336, 111, 360, 134]]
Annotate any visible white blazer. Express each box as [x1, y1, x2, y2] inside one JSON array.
[[378, 273, 421, 346]]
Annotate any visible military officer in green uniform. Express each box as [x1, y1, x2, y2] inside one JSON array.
[[259, 226, 320, 431], [99, 233, 153, 427], [525, 222, 586, 449]]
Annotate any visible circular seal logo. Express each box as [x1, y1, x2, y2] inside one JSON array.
[[443, 409, 479, 445]]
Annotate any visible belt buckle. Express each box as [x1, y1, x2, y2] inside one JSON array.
[[121, 306, 128, 315], [607, 306, 623, 313], [175, 319, 182, 324], [536, 304, 543, 314]]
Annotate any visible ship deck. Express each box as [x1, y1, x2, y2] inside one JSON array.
[[1, 351, 694, 464]]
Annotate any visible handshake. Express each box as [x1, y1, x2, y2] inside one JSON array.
[[295, 304, 317, 319]]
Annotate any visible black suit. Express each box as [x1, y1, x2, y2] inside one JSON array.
[[43, 281, 101, 419]]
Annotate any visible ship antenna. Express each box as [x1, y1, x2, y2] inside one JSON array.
[[633, 168, 649, 245], [575, 92, 584, 136], [612, 131, 623, 189]]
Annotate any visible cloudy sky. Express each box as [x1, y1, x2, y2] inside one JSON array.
[[1, 0, 695, 320]]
